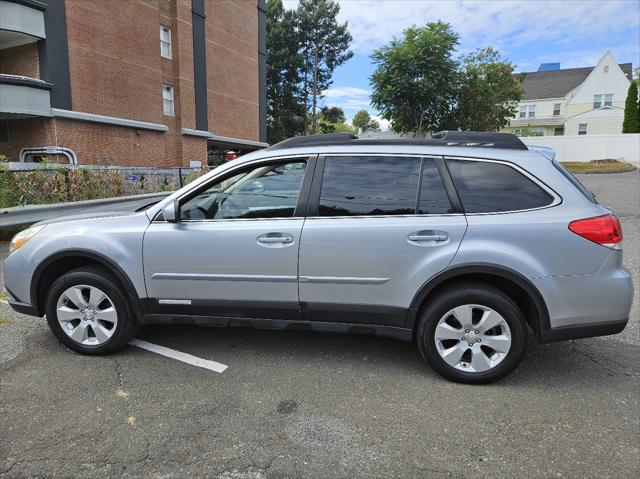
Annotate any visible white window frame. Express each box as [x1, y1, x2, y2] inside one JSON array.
[[604, 93, 613, 107], [519, 104, 536, 118], [553, 103, 561, 116], [160, 25, 172, 59], [593, 94, 602, 109], [578, 123, 587, 135], [163, 84, 174, 116]]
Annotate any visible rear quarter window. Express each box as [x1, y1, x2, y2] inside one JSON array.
[[446, 159, 554, 213]]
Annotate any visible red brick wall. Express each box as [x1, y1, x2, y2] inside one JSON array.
[[205, 0, 260, 141], [0, 44, 40, 78]]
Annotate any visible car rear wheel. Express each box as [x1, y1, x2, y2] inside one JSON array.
[[416, 282, 528, 384], [45, 266, 138, 354]]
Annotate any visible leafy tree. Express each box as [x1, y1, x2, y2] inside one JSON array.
[[316, 108, 355, 134], [370, 22, 460, 137], [266, 0, 305, 143], [622, 80, 639, 133], [296, 0, 353, 134], [352, 109, 380, 132], [320, 106, 345, 124], [448, 47, 524, 131]]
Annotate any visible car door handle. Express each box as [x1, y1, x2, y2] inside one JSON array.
[[408, 231, 448, 242], [257, 233, 294, 244]]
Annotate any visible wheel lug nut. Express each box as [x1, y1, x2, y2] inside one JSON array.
[[468, 343, 473, 347], [465, 329, 470, 333], [477, 338, 481, 342], [461, 337, 466, 341], [475, 330, 479, 334]]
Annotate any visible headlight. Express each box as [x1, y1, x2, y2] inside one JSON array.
[[9, 225, 46, 253]]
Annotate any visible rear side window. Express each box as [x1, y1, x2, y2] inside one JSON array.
[[552, 160, 597, 203], [319, 156, 420, 216], [447, 159, 553, 213]]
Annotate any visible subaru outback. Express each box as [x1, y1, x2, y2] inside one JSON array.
[[3, 131, 633, 383]]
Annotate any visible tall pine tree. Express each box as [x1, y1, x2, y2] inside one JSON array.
[[295, 0, 353, 134], [266, 0, 305, 143], [622, 80, 639, 133]]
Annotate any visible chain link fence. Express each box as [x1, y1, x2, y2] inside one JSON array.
[[0, 165, 211, 208]]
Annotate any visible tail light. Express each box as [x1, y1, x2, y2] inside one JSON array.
[[568, 214, 622, 248]]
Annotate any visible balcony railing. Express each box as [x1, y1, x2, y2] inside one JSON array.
[[509, 116, 566, 127], [0, 73, 51, 118], [0, 0, 46, 49]]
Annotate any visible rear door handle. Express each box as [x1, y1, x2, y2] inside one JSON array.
[[257, 233, 294, 244], [408, 231, 448, 242]]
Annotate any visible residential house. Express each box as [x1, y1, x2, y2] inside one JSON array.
[[502, 51, 633, 137]]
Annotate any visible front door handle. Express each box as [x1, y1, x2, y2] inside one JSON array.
[[408, 231, 448, 242], [257, 233, 294, 244]]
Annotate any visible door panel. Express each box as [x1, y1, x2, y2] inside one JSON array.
[[298, 216, 467, 326], [144, 219, 303, 308]]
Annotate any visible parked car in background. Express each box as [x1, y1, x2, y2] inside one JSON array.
[[4, 131, 633, 383]]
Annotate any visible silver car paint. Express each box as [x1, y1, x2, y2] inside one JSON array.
[[3, 143, 633, 334]]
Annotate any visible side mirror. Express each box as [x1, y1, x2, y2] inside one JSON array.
[[162, 199, 180, 223]]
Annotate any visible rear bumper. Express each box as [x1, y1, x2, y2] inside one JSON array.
[[7, 300, 41, 317], [539, 318, 628, 343]]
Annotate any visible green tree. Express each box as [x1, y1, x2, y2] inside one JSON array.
[[266, 0, 305, 143], [320, 106, 345, 124], [316, 107, 355, 134], [296, 0, 353, 134], [370, 22, 460, 137], [352, 109, 380, 132], [448, 47, 524, 131], [622, 80, 639, 133]]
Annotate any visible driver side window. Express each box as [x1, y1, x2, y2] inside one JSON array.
[[180, 160, 307, 221]]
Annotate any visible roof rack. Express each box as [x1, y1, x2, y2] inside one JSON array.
[[268, 131, 528, 151]]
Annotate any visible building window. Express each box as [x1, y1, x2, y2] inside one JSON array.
[[554, 127, 564, 136], [604, 94, 613, 107], [553, 103, 561, 116], [593, 94, 602, 109], [578, 123, 587, 135], [604, 65, 609, 73], [519, 104, 536, 118], [160, 25, 172, 59], [163, 84, 174, 116]]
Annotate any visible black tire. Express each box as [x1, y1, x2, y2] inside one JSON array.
[[45, 265, 139, 355], [416, 281, 528, 384]]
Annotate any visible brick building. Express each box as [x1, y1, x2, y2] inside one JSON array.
[[0, 0, 267, 167]]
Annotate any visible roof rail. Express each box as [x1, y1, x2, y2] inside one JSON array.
[[268, 131, 528, 151]]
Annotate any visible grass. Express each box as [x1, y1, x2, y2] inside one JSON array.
[[0, 291, 8, 301], [563, 160, 636, 174]]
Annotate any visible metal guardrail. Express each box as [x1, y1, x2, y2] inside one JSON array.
[[0, 191, 171, 229]]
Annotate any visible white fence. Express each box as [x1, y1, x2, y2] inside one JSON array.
[[521, 134, 640, 163]]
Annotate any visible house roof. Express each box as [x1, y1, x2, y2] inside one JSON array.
[[515, 63, 633, 100]]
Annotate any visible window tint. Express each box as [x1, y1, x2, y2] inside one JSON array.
[[552, 160, 596, 203], [418, 159, 453, 214], [447, 159, 553, 213], [180, 161, 306, 220], [319, 156, 419, 216]]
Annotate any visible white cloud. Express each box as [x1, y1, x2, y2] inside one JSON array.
[[371, 115, 391, 132], [285, 0, 639, 67], [322, 86, 372, 113]]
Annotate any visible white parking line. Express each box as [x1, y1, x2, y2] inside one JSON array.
[[129, 339, 228, 373]]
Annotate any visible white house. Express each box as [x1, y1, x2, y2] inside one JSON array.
[[503, 51, 633, 137]]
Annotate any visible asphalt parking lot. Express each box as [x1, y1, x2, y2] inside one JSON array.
[[1, 171, 639, 478]]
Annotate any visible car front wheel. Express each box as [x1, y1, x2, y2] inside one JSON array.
[[45, 266, 138, 354]]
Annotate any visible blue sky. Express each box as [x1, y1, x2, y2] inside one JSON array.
[[283, 0, 640, 128]]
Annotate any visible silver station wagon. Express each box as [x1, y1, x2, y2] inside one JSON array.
[[4, 131, 633, 383]]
